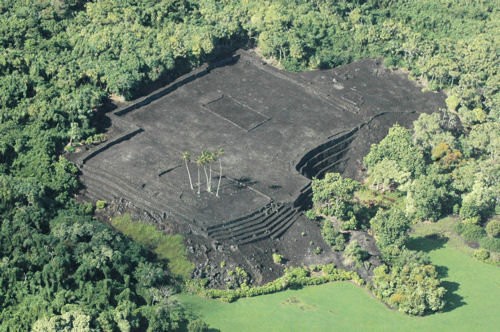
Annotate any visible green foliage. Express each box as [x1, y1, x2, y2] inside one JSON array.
[[364, 125, 425, 182], [190, 264, 361, 303], [462, 123, 500, 159], [311, 172, 360, 227], [455, 222, 486, 243], [272, 253, 284, 264], [0, 208, 191, 330], [413, 113, 458, 155], [84, 133, 107, 145], [304, 209, 316, 220], [405, 168, 453, 222], [95, 199, 106, 209], [0, 0, 497, 325], [110, 214, 194, 278], [479, 237, 500, 253], [459, 177, 497, 222], [344, 240, 369, 267], [370, 207, 411, 252], [32, 310, 91, 332], [473, 248, 490, 262], [486, 220, 500, 238], [314, 246, 323, 255], [367, 158, 411, 192], [188, 319, 210, 332], [372, 263, 446, 316], [321, 220, 347, 251], [182, 236, 500, 331]]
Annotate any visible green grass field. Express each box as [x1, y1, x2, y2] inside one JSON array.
[[109, 214, 194, 278], [179, 219, 500, 332]]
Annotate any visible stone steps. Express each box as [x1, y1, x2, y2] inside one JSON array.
[[211, 205, 287, 241], [82, 164, 193, 223], [297, 129, 358, 179], [206, 204, 272, 233], [237, 207, 299, 245]]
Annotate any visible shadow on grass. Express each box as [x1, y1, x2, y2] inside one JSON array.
[[406, 234, 448, 253], [441, 281, 466, 313], [434, 265, 449, 278], [407, 235, 467, 313], [178, 320, 221, 332]]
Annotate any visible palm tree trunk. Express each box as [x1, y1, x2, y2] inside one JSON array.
[[184, 160, 194, 190], [203, 166, 210, 192], [197, 165, 201, 195], [208, 167, 213, 192], [216, 159, 222, 197]]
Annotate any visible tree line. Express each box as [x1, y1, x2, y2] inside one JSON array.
[[0, 0, 497, 328]]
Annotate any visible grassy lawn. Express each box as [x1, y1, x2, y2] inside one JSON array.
[[179, 218, 500, 331], [110, 214, 194, 278]]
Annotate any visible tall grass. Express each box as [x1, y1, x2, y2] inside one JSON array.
[[110, 214, 194, 278]]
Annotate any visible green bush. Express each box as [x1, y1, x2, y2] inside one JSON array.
[[473, 248, 490, 261], [305, 209, 317, 220], [321, 220, 347, 251], [188, 319, 210, 332], [486, 220, 500, 238], [341, 213, 358, 231], [479, 237, 500, 253], [192, 264, 359, 302], [345, 240, 370, 266], [84, 133, 108, 145], [456, 223, 486, 242], [372, 263, 446, 316], [95, 200, 107, 209], [272, 253, 283, 264]]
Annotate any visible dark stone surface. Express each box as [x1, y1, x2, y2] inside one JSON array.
[[76, 50, 445, 284]]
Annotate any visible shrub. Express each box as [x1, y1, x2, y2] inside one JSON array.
[[321, 220, 346, 251], [272, 253, 284, 264], [64, 145, 76, 153], [95, 200, 107, 209], [486, 220, 500, 238], [192, 264, 359, 302], [456, 223, 486, 242], [473, 248, 490, 261], [370, 207, 411, 250], [341, 213, 358, 231], [479, 237, 500, 253], [187, 319, 210, 332], [344, 240, 369, 267], [305, 209, 316, 220], [84, 133, 108, 145], [372, 263, 446, 315], [311, 172, 359, 220]]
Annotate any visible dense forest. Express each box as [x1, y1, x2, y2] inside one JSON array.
[[0, 0, 498, 330]]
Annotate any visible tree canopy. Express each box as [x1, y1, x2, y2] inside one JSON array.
[[0, 0, 498, 326]]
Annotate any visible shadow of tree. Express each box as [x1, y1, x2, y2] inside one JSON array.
[[406, 234, 448, 253], [441, 281, 466, 313], [434, 265, 449, 278], [406, 235, 467, 313], [178, 320, 221, 332], [237, 176, 258, 186]]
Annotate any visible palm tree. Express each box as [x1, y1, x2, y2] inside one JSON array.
[[206, 151, 216, 192], [216, 148, 224, 197], [200, 151, 212, 193], [182, 151, 194, 190], [196, 154, 203, 195]]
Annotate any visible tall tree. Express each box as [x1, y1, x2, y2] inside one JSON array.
[[182, 151, 194, 191], [216, 148, 224, 197]]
